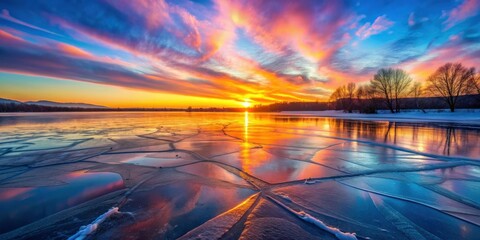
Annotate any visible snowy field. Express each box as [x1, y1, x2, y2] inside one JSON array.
[[0, 112, 479, 239], [280, 109, 480, 125]]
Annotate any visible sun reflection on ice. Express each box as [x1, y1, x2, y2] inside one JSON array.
[[244, 111, 249, 140], [242, 111, 251, 173]]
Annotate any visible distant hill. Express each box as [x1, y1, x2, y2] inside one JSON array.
[[0, 98, 108, 111], [0, 98, 23, 105], [25, 100, 107, 109]]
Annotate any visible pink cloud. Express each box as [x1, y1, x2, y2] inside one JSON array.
[[399, 42, 480, 81], [443, 0, 480, 29], [215, 0, 356, 63], [0, 29, 25, 42], [106, 0, 170, 30], [356, 15, 394, 39], [408, 13, 415, 26], [57, 43, 92, 58]]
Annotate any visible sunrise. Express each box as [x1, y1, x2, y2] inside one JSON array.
[[0, 0, 479, 239]]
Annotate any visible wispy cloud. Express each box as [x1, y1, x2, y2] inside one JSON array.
[[0, 9, 60, 36], [408, 13, 415, 26], [356, 15, 394, 39]]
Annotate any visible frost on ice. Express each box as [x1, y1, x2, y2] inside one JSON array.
[[68, 207, 119, 240]]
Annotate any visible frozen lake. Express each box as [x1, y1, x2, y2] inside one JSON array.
[[0, 112, 479, 239]]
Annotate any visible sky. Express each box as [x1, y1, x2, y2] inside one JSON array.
[[0, 0, 479, 108]]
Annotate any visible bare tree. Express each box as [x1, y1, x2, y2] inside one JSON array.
[[474, 72, 480, 104], [329, 84, 355, 112], [329, 86, 345, 110], [474, 72, 480, 95], [345, 83, 356, 113], [410, 81, 426, 113], [355, 84, 366, 111], [370, 68, 412, 113], [356, 85, 366, 101], [392, 69, 412, 112], [356, 84, 379, 113], [426, 63, 475, 112]]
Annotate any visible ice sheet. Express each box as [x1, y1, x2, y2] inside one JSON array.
[[0, 112, 478, 239]]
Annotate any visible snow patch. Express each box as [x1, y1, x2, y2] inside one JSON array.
[[269, 195, 358, 240], [297, 211, 358, 240], [277, 192, 292, 202], [304, 178, 319, 184], [68, 207, 119, 240]]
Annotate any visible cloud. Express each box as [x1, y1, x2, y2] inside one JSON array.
[[0, 1, 397, 102], [443, 0, 480, 30], [356, 15, 394, 39], [57, 43, 93, 58], [0, 29, 319, 103], [400, 33, 480, 79], [0, 29, 24, 42], [408, 13, 415, 26], [216, 0, 356, 62], [0, 9, 60, 36]]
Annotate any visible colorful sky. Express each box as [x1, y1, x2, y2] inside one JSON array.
[[0, 0, 479, 108]]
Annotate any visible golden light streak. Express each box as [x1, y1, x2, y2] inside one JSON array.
[[242, 111, 250, 173]]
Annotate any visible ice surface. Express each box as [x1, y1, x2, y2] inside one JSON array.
[[93, 181, 255, 239], [176, 162, 252, 186], [213, 148, 345, 183], [89, 151, 198, 168], [175, 140, 244, 158], [339, 176, 480, 224], [0, 112, 478, 239]]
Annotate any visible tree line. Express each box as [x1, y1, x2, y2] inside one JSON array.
[[329, 62, 480, 113]]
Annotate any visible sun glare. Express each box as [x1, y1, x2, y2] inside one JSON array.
[[242, 101, 251, 108]]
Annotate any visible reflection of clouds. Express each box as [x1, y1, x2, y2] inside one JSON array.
[[66, 180, 124, 206], [119, 182, 252, 238], [121, 183, 202, 236], [0, 187, 32, 201], [0, 171, 124, 233]]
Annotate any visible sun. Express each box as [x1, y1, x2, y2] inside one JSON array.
[[242, 101, 251, 108]]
